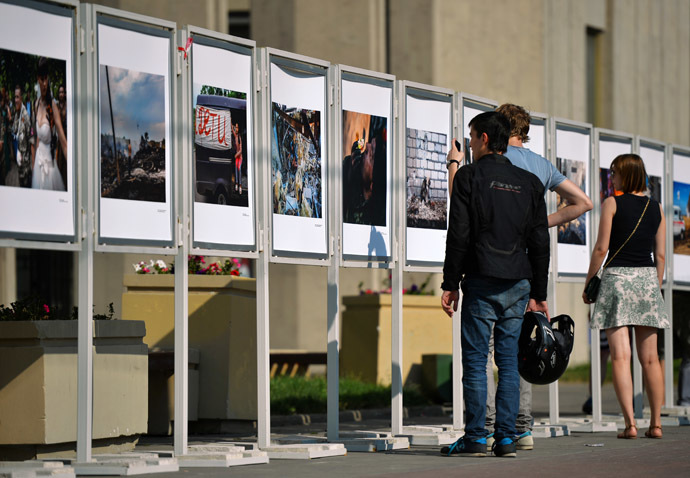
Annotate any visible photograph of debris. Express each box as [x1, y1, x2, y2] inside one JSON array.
[[341, 110, 387, 226], [271, 102, 322, 218], [0, 48, 68, 191], [99, 65, 166, 203], [406, 127, 447, 230], [556, 156, 587, 245], [193, 84, 248, 207]]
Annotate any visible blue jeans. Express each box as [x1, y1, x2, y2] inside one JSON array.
[[460, 275, 529, 441]]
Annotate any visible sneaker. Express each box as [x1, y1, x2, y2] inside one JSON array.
[[440, 437, 487, 457], [516, 430, 533, 450], [485, 432, 495, 451], [492, 437, 517, 458]]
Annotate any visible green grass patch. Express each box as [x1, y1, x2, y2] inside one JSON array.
[[270, 375, 430, 415]]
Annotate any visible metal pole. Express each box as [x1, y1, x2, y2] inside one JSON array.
[[326, 65, 339, 442], [77, 4, 94, 462], [326, 264, 340, 441], [391, 256, 403, 436], [256, 48, 271, 448], [173, 31, 189, 455]]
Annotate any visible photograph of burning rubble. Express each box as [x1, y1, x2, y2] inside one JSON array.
[[99, 65, 166, 203], [271, 102, 322, 218], [406, 127, 447, 230], [341, 110, 387, 226], [556, 156, 587, 245], [193, 84, 248, 207]]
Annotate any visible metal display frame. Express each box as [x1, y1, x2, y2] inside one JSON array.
[[591, 129, 635, 425], [524, 110, 566, 429], [255, 48, 345, 454], [337, 66, 395, 268], [92, 10, 177, 251], [187, 28, 259, 257], [550, 117, 593, 282], [0, 0, 80, 248], [263, 48, 331, 266], [401, 81, 454, 273], [636, 136, 675, 407], [331, 65, 397, 446], [79, 3, 178, 462], [670, 145, 690, 291], [393, 81, 459, 439]]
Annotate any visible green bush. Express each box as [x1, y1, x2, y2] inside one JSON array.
[[270, 375, 430, 415]]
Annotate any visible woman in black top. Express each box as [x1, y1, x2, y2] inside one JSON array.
[[583, 154, 669, 439]]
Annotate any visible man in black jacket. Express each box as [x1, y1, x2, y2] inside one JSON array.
[[440, 111, 549, 458]]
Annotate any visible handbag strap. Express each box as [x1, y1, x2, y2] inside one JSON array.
[[603, 196, 651, 269]]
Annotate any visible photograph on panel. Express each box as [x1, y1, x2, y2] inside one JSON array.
[[405, 127, 447, 230], [193, 85, 248, 206], [99, 65, 165, 202], [0, 49, 67, 191], [341, 110, 387, 226], [646, 175, 662, 203], [271, 102, 321, 218], [674, 180, 690, 252], [556, 156, 586, 245]]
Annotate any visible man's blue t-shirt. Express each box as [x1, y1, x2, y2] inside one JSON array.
[[504, 145, 565, 193]]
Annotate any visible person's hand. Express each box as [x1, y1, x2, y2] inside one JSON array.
[[582, 290, 594, 305], [441, 290, 459, 318], [447, 138, 462, 164], [526, 298, 550, 320]]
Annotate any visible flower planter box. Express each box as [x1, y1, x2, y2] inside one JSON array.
[[0, 320, 147, 459], [340, 294, 452, 386], [122, 274, 257, 421]]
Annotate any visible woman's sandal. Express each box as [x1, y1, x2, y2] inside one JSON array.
[[617, 424, 638, 439], [645, 426, 663, 439]]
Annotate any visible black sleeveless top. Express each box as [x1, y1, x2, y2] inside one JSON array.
[[606, 194, 661, 268]]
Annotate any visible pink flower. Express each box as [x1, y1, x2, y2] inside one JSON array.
[[43, 304, 50, 313]]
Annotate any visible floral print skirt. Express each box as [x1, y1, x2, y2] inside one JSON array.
[[590, 266, 669, 330]]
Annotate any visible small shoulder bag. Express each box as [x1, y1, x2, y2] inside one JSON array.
[[584, 197, 650, 302]]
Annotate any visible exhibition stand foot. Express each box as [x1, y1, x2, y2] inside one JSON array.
[[70, 454, 178, 476], [152, 444, 268, 468], [396, 425, 463, 446], [0, 460, 75, 478]]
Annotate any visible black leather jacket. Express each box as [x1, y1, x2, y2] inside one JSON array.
[[442, 154, 550, 301]]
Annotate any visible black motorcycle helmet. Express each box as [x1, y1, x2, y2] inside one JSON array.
[[518, 312, 575, 385]]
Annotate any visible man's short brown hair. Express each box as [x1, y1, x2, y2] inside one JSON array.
[[611, 154, 648, 194], [496, 103, 530, 143]]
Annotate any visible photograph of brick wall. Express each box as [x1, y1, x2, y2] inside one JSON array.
[[406, 128, 448, 230]]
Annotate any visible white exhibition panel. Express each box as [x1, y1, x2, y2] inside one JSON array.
[[0, 2, 75, 238], [599, 138, 631, 169], [341, 78, 392, 258], [555, 126, 591, 275], [98, 23, 172, 242], [192, 42, 255, 247], [673, 151, 690, 283], [598, 137, 632, 205], [270, 62, 327, 255], [405, 94, 451, 263], [527, 122, 546, 157]]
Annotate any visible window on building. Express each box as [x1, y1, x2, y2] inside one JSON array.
[[228, 11, 250, 40], [586, 27, 603, 126]]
